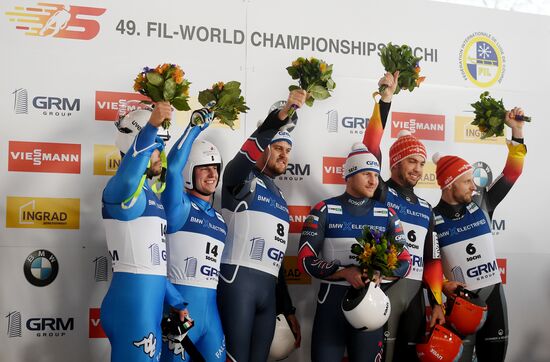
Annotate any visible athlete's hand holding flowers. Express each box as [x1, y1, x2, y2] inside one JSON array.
[[197, 81, 249, 129], [378, 71, 400, 102], [379, 43, 425, 94], [133, 63, 191, 129], [286, 56, 336, 117], [470, 91, 530, 139]]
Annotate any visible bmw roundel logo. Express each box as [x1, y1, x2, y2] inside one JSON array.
[[23, 250, 59, 287], [471, 161, 493, 189]]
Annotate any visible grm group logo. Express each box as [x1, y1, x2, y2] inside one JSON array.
[[5, 3, 106, 40], [6, 310, 74, 338], [326, 109, 369, 134], [13, 88, 80, 117]]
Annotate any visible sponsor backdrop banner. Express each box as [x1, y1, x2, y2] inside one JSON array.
[[1, 0, 548, 360]]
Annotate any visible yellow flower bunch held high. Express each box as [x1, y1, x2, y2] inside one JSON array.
[[286, 56, 336, 117], [133, 63, 191, 129]]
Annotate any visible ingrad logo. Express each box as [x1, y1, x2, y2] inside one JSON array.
[[24, 249, 59, 287], [459, 32, 505, 88], [5, 3, 106, 40]]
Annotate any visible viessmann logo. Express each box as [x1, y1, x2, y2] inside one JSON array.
[[95, 91, 150, 121], [6, 196, 80, 229], [89, 308, 106, 338], [288, 205, 310, 234], [93, 145, 121, 175], [391, 112, 445, 141], [5, 3, 106, 40], [8, 141, 81, 174], [322, 157, 346, 185], [497, 258, 506, 284]]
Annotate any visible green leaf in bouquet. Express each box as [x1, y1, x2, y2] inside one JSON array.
[[145, 83, 163, 102], [309, 85, 331, 100], [216, 94, 234, 108], [172, 96, 191, 111], [146, 72, 164, 87], [351, 244, 363, 255], [489, 116, 501, 127], [163, 78, 177, 101], [198, 89, 216, 107], [288, 85, 301, 92], [326, 79, 336, 91], [224, 81, 241, 90], [286, 66, 300, 79], [305, 97, 315, 107]]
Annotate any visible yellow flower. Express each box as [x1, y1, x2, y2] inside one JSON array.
[[387, 245, 398, 270], [133, 73, 145, 92], [216, 81, 224, 90], [172, 68, 184, 84], [320, 62, 327, 73], [358, 245, 376, 264], [292, 60, 300, 68]]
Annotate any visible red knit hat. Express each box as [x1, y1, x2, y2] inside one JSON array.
[[389, 130, 427, 169], [432, 153, 473, 189]]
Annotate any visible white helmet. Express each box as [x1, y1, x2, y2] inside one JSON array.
[[183, 140, 222, 190], [268, 314, 296, 361], [342, 282, 391, 330], [114, 102, 170, 155]]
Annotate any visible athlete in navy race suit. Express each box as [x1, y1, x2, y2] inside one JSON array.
[[101, 102, 188, 362], [217, 90, 306, 362], [298, 144, 411, 362]]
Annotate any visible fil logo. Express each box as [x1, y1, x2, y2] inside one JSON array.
[[5, 3, 106, 40], [6, 311, 22, 338], [12, 88, 80, 117], [12, 88, 28, 114], [93, 256, 108, 282], [459, 32, 505, 88]]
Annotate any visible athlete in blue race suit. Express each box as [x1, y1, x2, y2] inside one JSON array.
[[217, 90, 306, 362], [160, 109, 228, 361], [298, 144, 411, 362], [101, 103, 188, 362]]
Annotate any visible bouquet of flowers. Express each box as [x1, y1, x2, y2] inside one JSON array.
[[133, 63, 191, 129], [470, 91, 531, 139], [379, 43, 425, 94], [350, 226, 403, 280], [197, 81, 249, 129], [286, 57, 336, 116]]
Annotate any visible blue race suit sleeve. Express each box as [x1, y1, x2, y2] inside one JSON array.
[[164, 279, 188, 309], [161, 124, 203, 233], [102, 122, 160, 220]]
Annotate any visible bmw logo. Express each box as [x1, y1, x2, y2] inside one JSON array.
[[23, 250, 59, 287], [471, 161, 492, 189]]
